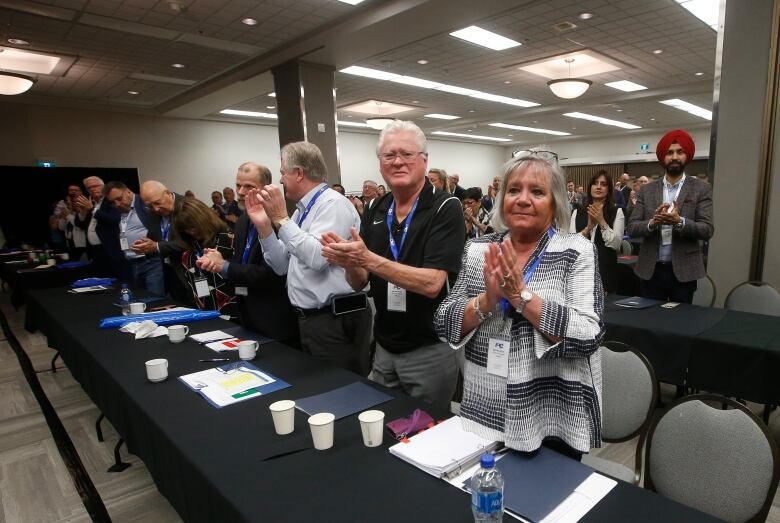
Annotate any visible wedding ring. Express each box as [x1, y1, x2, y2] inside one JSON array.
[[499, 279, 507, 288], [503, 272, 511, 279]]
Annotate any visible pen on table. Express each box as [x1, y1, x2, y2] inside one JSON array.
[[199, 358, 230, 362]]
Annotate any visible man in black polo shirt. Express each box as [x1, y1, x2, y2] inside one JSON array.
[[321, 120, 464, 411]]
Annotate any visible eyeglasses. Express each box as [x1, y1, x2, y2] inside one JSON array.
[[512, 149, 559, 164], [377, 151, 426, 164]]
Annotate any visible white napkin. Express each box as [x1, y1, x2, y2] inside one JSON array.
[[119, 320, 169, 339]]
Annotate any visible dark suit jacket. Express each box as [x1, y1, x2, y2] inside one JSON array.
[[627, 175, 714, 282], [453, 184, 466, 200], [75, 198, 122, 261], [145, 193, 185, 259], [228, 214, 298, 342]]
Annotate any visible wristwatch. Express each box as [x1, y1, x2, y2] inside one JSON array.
[[515, 288, 534, 315]]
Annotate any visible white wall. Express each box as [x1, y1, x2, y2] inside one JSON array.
[[0, 103, 507, 199], [510, 127, 712, 166]]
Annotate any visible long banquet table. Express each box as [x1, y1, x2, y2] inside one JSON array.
[[24, 287, 721, 522]]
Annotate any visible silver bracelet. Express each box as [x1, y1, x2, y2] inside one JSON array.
[[473, 294, 493, 323]]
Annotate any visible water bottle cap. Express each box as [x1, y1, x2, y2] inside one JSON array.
[[480, 453, 495, 468]]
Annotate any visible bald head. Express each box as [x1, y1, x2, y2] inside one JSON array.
[[140, 180, 175, 216]]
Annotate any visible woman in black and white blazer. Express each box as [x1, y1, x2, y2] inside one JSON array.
[[434, 152, 604, 460]]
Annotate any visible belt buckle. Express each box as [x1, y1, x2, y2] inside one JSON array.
[[295, 307, 306, 319]]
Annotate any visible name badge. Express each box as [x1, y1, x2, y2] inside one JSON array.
[[194, 277, 210, 298], [119, 237, 130, 251], [661, 226, 672, 246], [235, 286, 248, 296], [487, 337, 510, 378], [387, 282, 406, 312]]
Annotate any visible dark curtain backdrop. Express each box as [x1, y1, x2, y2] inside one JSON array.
[[0, 166, 139, 248]]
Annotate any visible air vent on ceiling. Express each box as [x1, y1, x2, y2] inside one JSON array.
[[552, 21, 578, 33]]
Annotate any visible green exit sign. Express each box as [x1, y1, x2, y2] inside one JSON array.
[[640, 143, 650, 153], [37, 160, 56, 167]]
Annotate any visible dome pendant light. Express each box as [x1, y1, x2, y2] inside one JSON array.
[[547, 58, 592, 99], [0, 71, 35, 95], [365, 101, 395, 130]]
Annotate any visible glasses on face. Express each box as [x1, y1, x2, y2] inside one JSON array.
[[377, 151, 425, 164], [513, 149, 559, 165]]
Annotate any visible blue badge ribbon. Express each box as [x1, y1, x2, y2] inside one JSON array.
[[499, 227, 556, 317], [296, 185, 328, 227], [160, 218, 171, 241], [242, 225, 256, 265], [386, 196, 420, 261]]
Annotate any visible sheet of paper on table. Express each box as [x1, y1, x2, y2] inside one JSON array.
[[179, 363, 289, 408], [68, 285, 112, 293], [189, 330, 234, 343]]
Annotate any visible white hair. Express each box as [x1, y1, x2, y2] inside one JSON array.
[[376, 120, 427, 155]]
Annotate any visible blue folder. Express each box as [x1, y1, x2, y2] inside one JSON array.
[[613, 296, 663, 309], [465, 447, 593, 522], [295, 381, 393, 420]]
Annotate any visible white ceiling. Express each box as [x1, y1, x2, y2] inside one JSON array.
[[0, 0, 718, 146]]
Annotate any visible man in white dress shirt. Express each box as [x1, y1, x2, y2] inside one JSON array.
[[244, 142, 373, 375]]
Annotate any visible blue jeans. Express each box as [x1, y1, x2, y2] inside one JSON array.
[[128, 256, 165, 297]]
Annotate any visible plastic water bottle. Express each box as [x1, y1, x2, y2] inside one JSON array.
[[471, 453, 504, 522], [119, 284, 134, 316]]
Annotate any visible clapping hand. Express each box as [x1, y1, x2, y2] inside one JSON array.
[[586, 203, 606, 228], [196, 248, 225, 273], [652, 202, 681, 226], [244, 189, 272, 232], [258, 184, 288, 225], [321, 228, 371, 268], [483, 237, 524, 309]]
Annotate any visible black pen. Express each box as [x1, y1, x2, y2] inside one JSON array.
[[199, 358, 230, 362]]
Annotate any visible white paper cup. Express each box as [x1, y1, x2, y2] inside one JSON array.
[[308, 412, 335, 450], [167, 324, 189, 343], [238, 340, 259, 361], [269, 400, 296, 435], [358, 410, 385, 447], [46, 258, 56, 266], [129, 302, 147, 314], [145, 358, 168, 382]]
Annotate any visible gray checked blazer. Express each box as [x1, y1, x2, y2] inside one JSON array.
[[627, 175, 714, 282]]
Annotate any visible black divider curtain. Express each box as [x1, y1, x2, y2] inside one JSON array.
[[0, 166, 139, 248]]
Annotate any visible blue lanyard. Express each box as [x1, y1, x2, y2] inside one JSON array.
[[160, 218, 171, 241], [296, 185, 328, 227], [242, 225, 256, 264], [386, 196, 420, 261], [500, 227, 556, 317]]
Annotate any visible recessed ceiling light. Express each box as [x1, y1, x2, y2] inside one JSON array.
[[578, 12, 594, 20], [242, 18, 258, 26], [340, 65, 538, 107], [335, 0, 366, 4], [653, 49, 663, 54], [504, 80, 511, 84], [469, 110, 475, 113], [563, 112, 642, 129], [266, 105, 275, 109], [507, 134, 513, 137], [616, 109, 623, 112], [128, 90, 139, 95], [268, 92, 276, 97], [659, 98, 712, 120], [7, 38, 30, 45], [675, 0, 719, 31], [220, 109, 278, 119], [467, 129, 473, 132], [417, 59, 429, 65], [432, 131, 511, 142], [171, 63, 186, 68], [424, 113, 460, 120], [449, 25, 521, 51], [412, 100, 419, 104], [489, 122, 571, 136], [695, 72, 704, 76], [605, 80, 647, 92], [650, 118, 656, 121]]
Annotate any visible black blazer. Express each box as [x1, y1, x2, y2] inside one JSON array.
[[75, 198, 122, 261], [146, 193, 185, 259], [229, 214, 298, 343]]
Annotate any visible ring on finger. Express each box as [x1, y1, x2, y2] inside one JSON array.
[[503, 271, 511, 279], [499, 279, 507, 288]]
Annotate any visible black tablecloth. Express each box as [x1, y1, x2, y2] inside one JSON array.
[[604, 299, 727, 384], [25, 288, 720, 523], [4, 262, 93, 308]]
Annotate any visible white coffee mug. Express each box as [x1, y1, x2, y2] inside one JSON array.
[[59, 253, 70, 261], [145, 358, 168, 382], [129, 302, 147, 315], [238, 340, 259, 361], [46, 258, 56, 266], [167, 324, 189, 343]]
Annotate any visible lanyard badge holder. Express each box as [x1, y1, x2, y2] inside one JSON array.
[[234, 226, 257, 297], [386, 196, 420, 313]]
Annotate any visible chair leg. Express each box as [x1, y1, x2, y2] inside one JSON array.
[[95, 413, 105, 442], [51, 352, 60, 373], [107, 438, 131, 473]]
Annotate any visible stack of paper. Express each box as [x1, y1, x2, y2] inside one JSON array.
[[179, 362, 290, 408], [389, 416, 498, 478]]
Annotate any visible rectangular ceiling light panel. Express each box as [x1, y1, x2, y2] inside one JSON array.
[[0, 47, 60, 74], [563, 112, 641, 129], [425, 113, 460, 120], [675, 0, 719, 30], [432, 131, 511, 142], [449, 25, 521, 51], [604, 80, 647, 92], [520, 51, 620, 79], [220, 109, 277, 119], [489, 122, 570, 136], [340, 66, 538, 108], [659, 98, 713, 120]]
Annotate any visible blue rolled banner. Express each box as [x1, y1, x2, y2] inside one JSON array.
[[99, 309, 221, 329]]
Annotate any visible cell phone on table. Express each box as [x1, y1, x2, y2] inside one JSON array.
[[331, 292, 368, 316]]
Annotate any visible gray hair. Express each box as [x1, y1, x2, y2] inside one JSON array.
[[490, 155, 570, 233], [363, 180, 378, 187], [376, 120, 428, 155], [82, 176, 104, 187], [281, 142, 328, 182], [238, 161, 272, 185]]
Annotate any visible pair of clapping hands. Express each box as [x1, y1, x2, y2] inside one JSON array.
[[651, 202, 682, 227]]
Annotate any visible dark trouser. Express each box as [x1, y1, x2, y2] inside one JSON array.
[[640, 262, 697, 304], [128, 256, 165, 296], [297, 306, 373, 376], [86, 243, 113, 278]]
